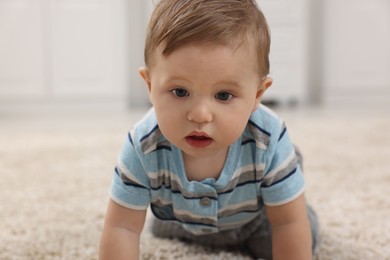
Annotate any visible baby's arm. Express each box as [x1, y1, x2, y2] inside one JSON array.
[[99, 199, 147, 260], [265, 194, 312, 260]]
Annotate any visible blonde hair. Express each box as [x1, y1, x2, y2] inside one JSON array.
[[144, 0, 271, 77]]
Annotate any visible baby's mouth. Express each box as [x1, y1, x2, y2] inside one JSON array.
[[185, 133, 213, 148]]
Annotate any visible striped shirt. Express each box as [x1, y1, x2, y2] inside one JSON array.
[[110, 105, 304, 235]]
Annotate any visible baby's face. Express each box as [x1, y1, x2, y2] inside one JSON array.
[[140, 42, 269, 160]]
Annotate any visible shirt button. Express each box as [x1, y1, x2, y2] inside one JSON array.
[[200, 197, 211, 207]]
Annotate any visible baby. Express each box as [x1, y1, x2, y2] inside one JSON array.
[[99, 0, 319, 259]]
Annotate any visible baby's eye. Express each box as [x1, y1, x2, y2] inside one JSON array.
[[216, 92, 233, 101], [171, 88, 189, 98]]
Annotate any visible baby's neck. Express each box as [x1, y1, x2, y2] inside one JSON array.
[[182, 148, 228, 182]]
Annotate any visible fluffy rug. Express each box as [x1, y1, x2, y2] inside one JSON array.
[[0, 107, 389, 259]]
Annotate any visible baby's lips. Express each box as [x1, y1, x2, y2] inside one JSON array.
[[188, 135, 211, 140], [187, 131, 211, 139], [185, 134, 213, 148]]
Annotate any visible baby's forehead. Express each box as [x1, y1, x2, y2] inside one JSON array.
[[148, 40, 261, 76], [154, 38, 257, 61]]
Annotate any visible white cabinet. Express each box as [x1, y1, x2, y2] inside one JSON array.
[[6, 0, 387, 109], [0, 1, 46, 98], [50, 0, 119, 97], [0, 0, 131, 110], [259, 0, 309, 105], [323, 0, 390, 104]]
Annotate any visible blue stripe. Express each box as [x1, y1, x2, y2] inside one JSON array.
[[151, 205, 217, 228], [140, 125, 159, 142], [150, 184, 218, 200], [128, 132, 133, 145], [241, 139, 255, 146], [261, 167, 297, 188], [249, 120, 271, 137], [150, 177, 264, 199], [115, 167, 120, 176], [156, 145, 172, 151], [151, 205, 259, 227], [150, 175, 264, 197], [218, 179, 263, 195], [115, 167, 148, 189], [153, 215, 217, 228], [278, 127, 287, 141]]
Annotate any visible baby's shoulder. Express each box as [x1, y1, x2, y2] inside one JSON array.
[[248, 105, 285, 135], [132, 108, 158, 136], [130, 109, 169, 155]]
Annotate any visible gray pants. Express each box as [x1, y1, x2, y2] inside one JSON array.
[[151, 205, 319, 259], [151, 147, 320, 259]]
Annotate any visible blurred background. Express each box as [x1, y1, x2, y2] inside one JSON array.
[[0, 0, 389, 115]]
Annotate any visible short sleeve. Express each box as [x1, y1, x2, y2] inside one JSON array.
[[109, 132, 151, 210], [261, 124, 305, 206]]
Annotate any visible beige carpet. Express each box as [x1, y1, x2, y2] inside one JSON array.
[[0, 106, 389, 260]]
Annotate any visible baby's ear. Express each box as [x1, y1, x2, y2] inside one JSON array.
[[139, 67, 151, 93], [253, 77, 273, 110]]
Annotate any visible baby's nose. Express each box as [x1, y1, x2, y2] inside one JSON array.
[[187, 101, 213, 123]]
